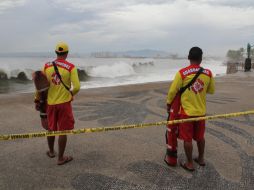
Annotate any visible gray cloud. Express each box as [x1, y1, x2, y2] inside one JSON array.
[[0, 0, 27, 13], [195, 0, 254, 8], [50, 0, 176, 13], [51, 0, 254, 13], [0, 0, 253, 55]]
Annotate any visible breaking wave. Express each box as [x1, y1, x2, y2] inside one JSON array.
[[0, 68, 89, 82], [0, 61, 153, 82], [87, 62, 136, 78], [0, 57, 226, 94]]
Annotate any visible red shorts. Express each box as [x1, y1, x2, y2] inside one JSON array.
[[47, 101, 74, 131], [178, 115, 205, 142]]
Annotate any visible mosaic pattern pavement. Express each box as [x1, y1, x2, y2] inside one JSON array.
[[71, 89, 254, 190]]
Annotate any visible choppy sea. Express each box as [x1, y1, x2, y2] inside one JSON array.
[[0, 57, 226, 94]]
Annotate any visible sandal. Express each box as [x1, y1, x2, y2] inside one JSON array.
[[194, 158, 206, 166], [46, 151, 56, 158], [57, 156, 73, 165], [180, 162, 195, 172]]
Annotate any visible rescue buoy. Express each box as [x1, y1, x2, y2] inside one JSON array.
[[32, 71, 49, 130], [164, 92, 181, 166]]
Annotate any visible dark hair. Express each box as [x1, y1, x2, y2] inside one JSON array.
[[188, 47, 203, 62], [55, 51, 68, 56]]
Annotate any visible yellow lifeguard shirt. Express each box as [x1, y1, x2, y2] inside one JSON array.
[[37, 58, 80, 105], [167, 64, 215, 116]]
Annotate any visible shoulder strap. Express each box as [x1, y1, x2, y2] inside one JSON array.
[[179, 67, 204, 94], [52, 61, 70, 91]]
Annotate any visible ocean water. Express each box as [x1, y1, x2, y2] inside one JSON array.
[[0, 57, 226, 94]]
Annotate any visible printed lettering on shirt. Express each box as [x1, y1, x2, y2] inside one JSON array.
[[180, 67, 211, 78], [45, 62, 52, 67], [183, 68, 200, 76], [191, 78, 204, 94], [202, 69, 210, 75], [55, 61, 71, 70], [44, 62, 52, 70], [44, 61, 74, 72]]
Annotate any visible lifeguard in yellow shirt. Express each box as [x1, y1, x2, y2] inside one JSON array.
[[167, 47, 215, 171], [35, 42, 80, 165]]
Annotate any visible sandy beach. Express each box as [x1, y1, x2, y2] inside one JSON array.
[[0, 71, 254, 190]]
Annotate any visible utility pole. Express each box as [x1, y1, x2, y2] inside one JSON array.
[[245, 43, 252, 72]]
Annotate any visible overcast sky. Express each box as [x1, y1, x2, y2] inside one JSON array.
[[0, 0, 253, 56]]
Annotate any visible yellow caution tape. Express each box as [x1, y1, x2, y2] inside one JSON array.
[[0, 110, 254, 141]]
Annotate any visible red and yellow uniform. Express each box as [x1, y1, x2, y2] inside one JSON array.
[[35, 58, 80, 131], [167, 64, 215, 141], [43, 58, 80, 105], [167, 64, 215, 116]]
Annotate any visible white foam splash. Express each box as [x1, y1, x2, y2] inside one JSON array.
[[87, 62, 135, 78]]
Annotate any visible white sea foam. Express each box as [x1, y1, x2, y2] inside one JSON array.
[[0, 57, 227, 93], [87, 62, 135, 78]]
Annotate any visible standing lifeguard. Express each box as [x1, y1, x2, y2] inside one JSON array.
[[35, 42, 80, 165], [165, 47, 215, 171]]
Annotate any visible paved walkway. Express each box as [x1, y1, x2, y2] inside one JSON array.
[[0, 73, 254, 190]]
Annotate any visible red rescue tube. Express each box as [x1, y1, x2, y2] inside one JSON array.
[[32, 71, 49, 130], [164, 92, 181, 166]]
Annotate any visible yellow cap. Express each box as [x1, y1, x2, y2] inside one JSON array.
[[55, 42, 69, 53]]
